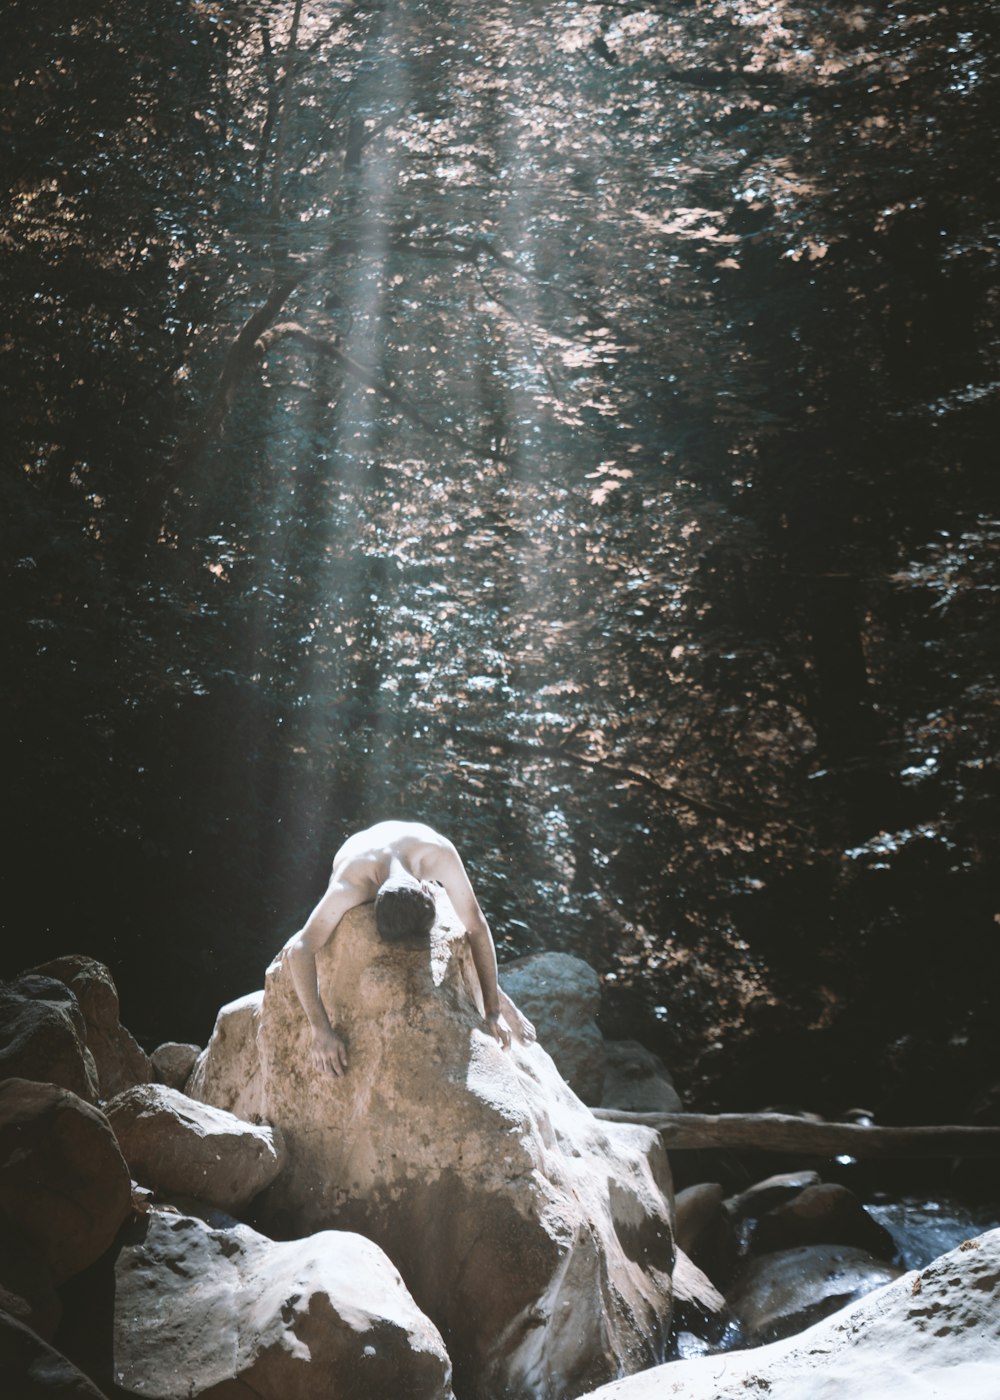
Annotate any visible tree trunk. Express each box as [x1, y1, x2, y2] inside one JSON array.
[[591, 1109, 1000, 1158]]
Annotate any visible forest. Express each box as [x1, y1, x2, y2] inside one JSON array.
[[2, 0, 999, 1123]]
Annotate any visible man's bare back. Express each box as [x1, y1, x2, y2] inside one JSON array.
[[328, 820, 460, 898], [283, 821, 535, 1075]]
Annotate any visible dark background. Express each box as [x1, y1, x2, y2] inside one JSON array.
[[2, 0, 998, 1122]]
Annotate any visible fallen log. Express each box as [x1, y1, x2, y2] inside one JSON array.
[[590, 1109, 1000, 1158]]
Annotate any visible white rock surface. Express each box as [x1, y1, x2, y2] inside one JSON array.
[[582, 1228, 1000, 1400], [105, 1083, 285, 1212], [198, 898, 674, 1399], [187, 990, 266, 1122], [112, 1206, 454, 1400]]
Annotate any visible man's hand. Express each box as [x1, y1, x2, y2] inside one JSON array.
[[311, 1025, 348, 1076], [485, 1011, 512, 1050]]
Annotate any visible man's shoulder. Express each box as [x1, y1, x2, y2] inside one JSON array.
[[329, 855, 380, 888]]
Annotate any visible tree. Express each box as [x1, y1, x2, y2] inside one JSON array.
[[2, 0, 998, 1115]]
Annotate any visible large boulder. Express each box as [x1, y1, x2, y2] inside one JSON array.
[[673, 1183, 739, 1287], [581, 1228, 1000, 1400], [187, 990, 266, 1122], [0, 1227, 63, 1340], [725, 1243, 903, 1345], [749, 1182, 896, 1261], [0, 1308, 111, 1400], [0, 1079, 131, 1284], [111, 1207, 453, 1400], [499, 951, 607, 1103], [31, 956, 151, 1099], [151, 1041, 201, 1090], [723, 1169, 822, 1224], [198, 900, 674, 1400], [0, 974, 99, 1102], [670, 1249, 732, 1353], [105, 1084, 285, 1213], [602, 1040, 683, 1114]]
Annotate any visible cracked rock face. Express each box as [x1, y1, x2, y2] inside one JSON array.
[[198, 898, 675, 1400]]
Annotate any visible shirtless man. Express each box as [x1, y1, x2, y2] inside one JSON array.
[[283, 820, 536, 1075]]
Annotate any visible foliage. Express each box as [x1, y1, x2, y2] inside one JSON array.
[[2, 0, 998, 1115]]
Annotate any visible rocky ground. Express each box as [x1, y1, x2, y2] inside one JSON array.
[[1, 925, 997, 1399]]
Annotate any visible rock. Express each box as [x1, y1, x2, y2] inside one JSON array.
[[0, 1308, 112, 1399], [724, 1168, 822, 1224], [112, 1206, 453, 1400], [150, 1041, 201, 1090], [726, 1243, 902, 1345], [0, 1228, 62, 1340], [105, 1084, 285, 1213], [199, 900, 674, 1399], [671, 1248, 732, 1350], [674, 1183, 739, 1287], [31, 956, 151, 1099], [750, 1182, 897, 1260], [499, 950, 607, 1103], [187, 990, 266, 1122], [675, 1184, 724, 1254], [579, 1229, 1000, 1400], [0, 1079, 131, 1284], [602, 1040, 683, 1114], [0, 974, 99, 1102]]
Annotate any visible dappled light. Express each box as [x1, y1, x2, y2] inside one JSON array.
[[2, 0, 999, 1121]]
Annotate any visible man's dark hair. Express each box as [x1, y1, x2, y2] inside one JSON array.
[[374, 878, 437, 944]]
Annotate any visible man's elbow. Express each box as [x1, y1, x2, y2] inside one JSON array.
[[287, 920, 335, 958], [283, 930, 321, 971], [283, 928, 307, 956]]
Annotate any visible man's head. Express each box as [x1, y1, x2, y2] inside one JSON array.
[[374, 876, 437, 945]]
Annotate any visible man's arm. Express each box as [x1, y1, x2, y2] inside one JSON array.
[[431, 843, 535, 1048], [283, 878, 366, 1075]]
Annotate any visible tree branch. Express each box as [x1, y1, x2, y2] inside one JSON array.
[[260, 321, 511, 460], [454, 727, 746, 823], [171, 271, 310, 473]]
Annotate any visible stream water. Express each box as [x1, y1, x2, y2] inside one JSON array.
[[673, 1193, 1000, 1362], [866, 1195, 1000, 1269]]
